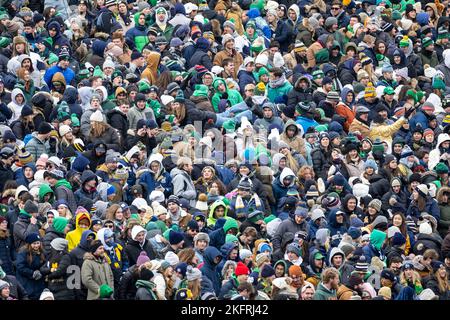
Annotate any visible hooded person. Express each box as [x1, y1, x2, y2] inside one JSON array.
[[150, 7, 174, 41], [254, 102, 284, 132], [66, 207, 92, 252], [200, 246, 223, 296], [328, 247, 355, 284], [272, 207, 307, 253], [124, 225, 156, 266], [141, 52, 161, 85], [125, 11, 150, 52], [211, 77, 244, 113], [42, 216, 68, 259], [207, 199, 229, 228], [137, 153, 173, 199], [428, 133, 450, 170], [272, 167, 297, 202], [362, 229, 387, 263]]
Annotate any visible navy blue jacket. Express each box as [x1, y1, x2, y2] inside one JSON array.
[[16, 250, 46, 300], [200, 246, 222, 296]]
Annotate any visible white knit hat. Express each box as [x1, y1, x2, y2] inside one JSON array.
[[419, 222, 432, 235], [387, 226, 401, 239], [255, 54, 269, 66], [59, 124, 72, 137], [89, 110, 103, 122], [160, 94, 174, 106], [165, 251, 179, 266], [102, 57, 115, 70]]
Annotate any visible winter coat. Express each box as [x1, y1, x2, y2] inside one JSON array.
[[280, 119, 307, 157], [328, 247, 354, 284], [286, 76, 313, 108], [0, 162, 14, 195], [125, 16, 149, 52], [338, 60, 358, 86], [81, 252, 114, 300], [437, 187, 450, 237], [407, 197, 440, 221], [369, 117, 407, 151], [15, 249, 46, 300], [2, 274, 28, 300], [85, 126, 121, 152], [138, 167, 172, 200], [135, 280, 158, 300], [13, 214, 40, 251], [80, 107, 106, 140], [181, 99, 217, 127], [211, 78, 243, 112], [66, 211, 92, 252], [189, 47, 213, 71], [125, 239, 156, 267], [272, 217, 307, 252], [272, 168, 297, 202], [44, 249, 74, 300], [141, 52, 161, 85], [54, 180, 77, 214], [42, 227, 65, 259], [107, 108, 129, 143], [237, 69, 256, 93], [327, 209, 347, 238], [213, 50, 243, 79], [349, 118, 370, 137], [436, 53, 450, 87], [219, 276, 239, 300], [267, 80, 293, 104], [25, 133, 52, 162], [127, 105, 156, 131], [311, 146, 332, 180], [118, 264, 139, 300], [335, 102, 355, 133], [412, 233, 442, 260], [313, 282, 337, 300], [200, 246, 222, 296], [0, 230, 14, 275], [170, 167, 197, 207]]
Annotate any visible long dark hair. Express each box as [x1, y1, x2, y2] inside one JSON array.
[[20, 242, 46, 265]]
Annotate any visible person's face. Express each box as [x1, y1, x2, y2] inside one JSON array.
[[275, 264, 285, 277], [203, 74, 213, 86], [85, 179, 97, 189], [229, 249, 238, 260], [288, 9, 297, 21], [302, 288, 314, 300], [187, 228, 198, 238], [332, 255, 343, 268], [15, 93, 24, 105], [267, 13, 276, 23], [394, 55, 401, 64], [321, 137, 329, 147], [0, 220, 7, 231], [150, 161, 160, 173], [49, 28, 57, 37], [31, 241, 41, 251], [214, 206, 226, 218], [1, 286, 10, 298], [294, 215, 304, 224], [91, 98, 100, 108], [168, 202, 179, 213], [202, 168, 213, 180], [404, 269, 414, 279], [331, 276, 340, 289], [392, 214, 403, 227], [103, 66, 114, 76], [413, 132, 422, 141], [238, 189, 250, 197], [239, 166, 251, 176], [287, 251, 299, 261], [336, 214, 344, 224], [137, 100, 146, 109], [24, 26, 34, 34], [135, 231, 145, 243], [118, 3, 127, 13], [196, 239, 207, 250], [225, 40, 235, 50], [347, 199, 357, 211], [368, 207, 377, 216], [23, 167, 34, 179], [365, 167, 374, 175], [57, 205, 67, 216], [331, 5, 341, 16]]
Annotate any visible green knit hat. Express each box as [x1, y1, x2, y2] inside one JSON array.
[[422, 37, 434, 48], [223, 218, 238, 233], [399, 36, 410, 48], [376, 53, 385, 61], [174, 89, 185, 103], [99, 284, 114, 299], [155, 220, 168, 233], [93, 65, 104, 78], [437, 26, 450, 40], [315, 124, 328, 132], [225, 234, 238, 244], [435, 162, 449, 174], [160, 137, 173, 149], [312, 69, 324, 80], [250, 0, 264, 11], [53, 217, 68, 234], [264, 214, 277, 224], [432, 75, 446, 90], [222, 120, 236, 133], [258, 67, 269, 78], [406, 89, 417, 104], [138, 80, 151, 93], [0, 204, 9, 216], [71, 114, 80, 127], [391, 10, 401, 20], [78, 69, 90, 80], [416, 90, 425, 102], [47, 53, 59, 65], [372, 138, 384, 153], [0, 37, 11, 48], [192, 84, 209, 98]]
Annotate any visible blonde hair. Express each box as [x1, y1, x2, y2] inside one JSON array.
[[90, 121, 108, 138]]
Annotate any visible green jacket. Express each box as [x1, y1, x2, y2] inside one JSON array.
[[267, 81, 292, 103], [313, 282, 337, 300], [211, 78, 243, 112]]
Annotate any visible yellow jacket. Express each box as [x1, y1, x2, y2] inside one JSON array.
[[369, 117, 407, 147], [66, 211, 92, 252]]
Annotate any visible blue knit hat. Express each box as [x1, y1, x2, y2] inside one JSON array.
[[348, 226, 362, 240], [364, 159, 378, 171], [392, 232, 406, 246], [107, 185, 116, 196], [169, 230, 185, 245]]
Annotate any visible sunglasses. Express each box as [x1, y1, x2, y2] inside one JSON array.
[[331, 7, 340, 10]]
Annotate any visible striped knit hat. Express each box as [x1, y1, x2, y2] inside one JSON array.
[[355, 256, 369, 272], [399, 36, 410, 48], [364, 82, 376, 98], [422, 37, 434, 48]]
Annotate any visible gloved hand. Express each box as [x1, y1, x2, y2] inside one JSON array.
[[32, 270, 42, 280], [404, 106, 416, 119]]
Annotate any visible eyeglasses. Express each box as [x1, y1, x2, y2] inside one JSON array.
[[245, 89, 254, 92], [331, 7, 340, 10]]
